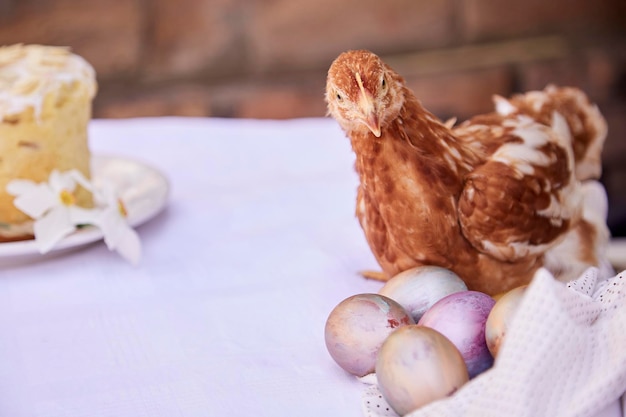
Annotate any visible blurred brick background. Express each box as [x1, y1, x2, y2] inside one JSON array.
[[1, 0, 626, 233]]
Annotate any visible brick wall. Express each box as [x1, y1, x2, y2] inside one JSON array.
[[1, 0, 626, 231]]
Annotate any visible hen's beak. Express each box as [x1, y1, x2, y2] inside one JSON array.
[[363, 112, 381, 138], [355, 72, 381, 137]]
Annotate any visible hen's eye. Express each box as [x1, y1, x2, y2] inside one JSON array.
[[381, 78, 387, 89], [336, 93, 343, 101]]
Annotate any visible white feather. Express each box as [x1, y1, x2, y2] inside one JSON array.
[[494, 95, 516, 116]]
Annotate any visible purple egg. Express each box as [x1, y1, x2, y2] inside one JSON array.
[[418, 291, 495, 378]]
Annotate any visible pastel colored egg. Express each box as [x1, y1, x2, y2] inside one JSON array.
[[418, 290, 495, 378], [376, 325, 469, 415], [325, 293, 414, 376], [379, 266, 468, 323], [485, 285, 527, 357]]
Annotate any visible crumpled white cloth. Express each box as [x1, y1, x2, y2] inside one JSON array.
[[362, 267, 626, 417]]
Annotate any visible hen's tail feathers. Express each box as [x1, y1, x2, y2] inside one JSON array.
[[580, 180, 614, 279], [495, 85, 608, 181], [543, 180, 613, 282]]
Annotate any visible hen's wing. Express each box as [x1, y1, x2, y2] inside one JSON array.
[[456, 112, 583, 262], [494, 85, 607, 181]]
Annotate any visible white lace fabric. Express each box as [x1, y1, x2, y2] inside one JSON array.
[[362, 267, 626, 417]]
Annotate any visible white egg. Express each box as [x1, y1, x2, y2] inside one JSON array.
[[376, 325, 469, 415], [379, 266, 468, 323], [485, 285, 527, 357], [324, 293, 414, 377]]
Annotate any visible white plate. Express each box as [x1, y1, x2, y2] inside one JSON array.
[[0, 154, 169, 265]]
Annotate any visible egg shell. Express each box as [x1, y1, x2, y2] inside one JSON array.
[[378, 265, 467, 323], [376, 325, 469, 415], [379, 266, 468, 323], [485, 285, 527, 358], [324, 293, 414, 377], [418, 290, 495, 378]]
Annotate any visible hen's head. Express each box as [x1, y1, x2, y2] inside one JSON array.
[[326, 50, 404, 138]]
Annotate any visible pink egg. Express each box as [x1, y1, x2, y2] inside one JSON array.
[[418, 290, 495, 378], [325, 293, 414, 376]]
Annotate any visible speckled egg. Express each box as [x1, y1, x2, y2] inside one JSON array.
[[376, 325, 469, 415], [379, 266, 468, 323], [485, 285, 527, 357], [418, 290, 496, 378], [324, 293, 414, 377]]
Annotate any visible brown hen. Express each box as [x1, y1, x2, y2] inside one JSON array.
[[326, 50, 610, 295]]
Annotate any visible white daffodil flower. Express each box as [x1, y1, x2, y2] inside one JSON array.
[[92, 182, 141, 265], [7, 169, 98, 253], [7, 170, 142, 264]]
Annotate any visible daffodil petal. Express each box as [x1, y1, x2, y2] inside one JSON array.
[[68, 169, 94, 192], [112, 226, 141, 266], [91, 186, 109, 207], [33, 206, 76, 253], [49, 169, 78, 193], [12, 183, 57, 218], [69, 206, 100, 226], [95, 208, 124, 248], [95, 208, 141, 265], [6, 179, 37, 196]]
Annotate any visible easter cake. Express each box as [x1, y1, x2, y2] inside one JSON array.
[[0, 44, 97, 241]]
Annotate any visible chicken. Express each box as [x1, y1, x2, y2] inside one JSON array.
[[326, 50, 610, 295]]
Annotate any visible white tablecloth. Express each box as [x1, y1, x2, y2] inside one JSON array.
[[0, 117, 384, 417], [0, 117, 622, 417]]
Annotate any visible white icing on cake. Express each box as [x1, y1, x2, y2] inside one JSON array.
[[0, 44, 97, 122]]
